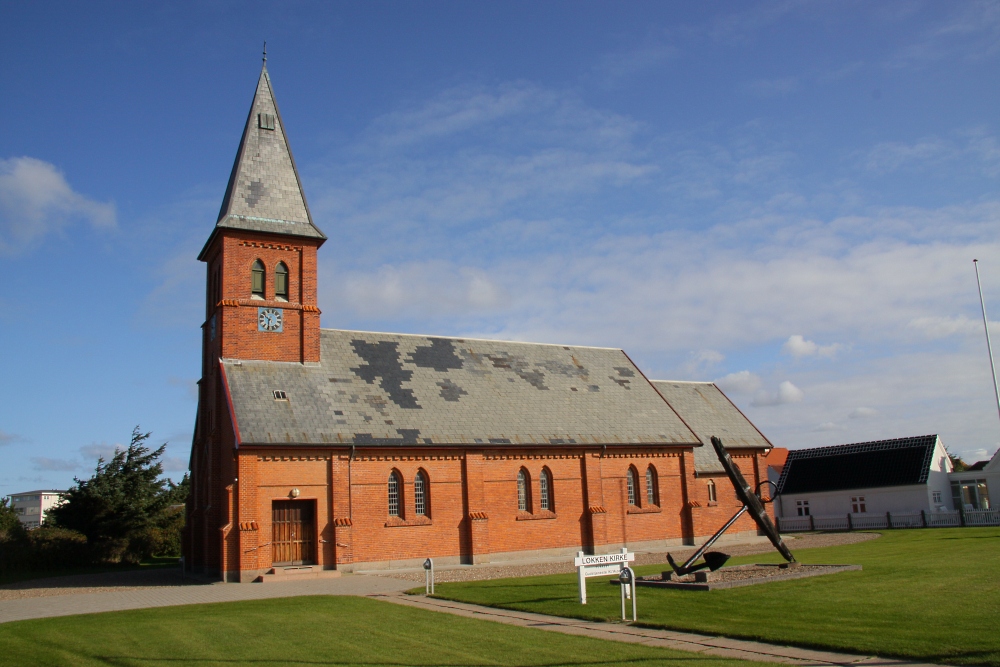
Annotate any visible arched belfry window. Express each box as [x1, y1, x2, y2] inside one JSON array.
[[388, 471, 402, 517], [275, 262, 289, 301], [251, 260, 265, 299], [517, 468, 531, 512], [626, 467, 638, 506], [646, 465, 658, 506], [414, 470, 429, 516], [540, 467, 554, 512], [707, 479, 717, 503]]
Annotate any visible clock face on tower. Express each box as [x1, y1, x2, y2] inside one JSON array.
[[257, 307, 283, 332]]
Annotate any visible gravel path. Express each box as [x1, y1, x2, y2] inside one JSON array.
[[370, 531, 880, 583], [0, 532, 879, 598], [0, 567, 204, 601]]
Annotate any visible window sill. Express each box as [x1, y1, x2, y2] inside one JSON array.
[[384, 516, 432, 528], [516, 510, 557, 521], [626, 505, 662, 515]]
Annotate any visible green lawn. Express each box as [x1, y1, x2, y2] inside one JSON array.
[[0, 557, 180, 586], [430, 528, 1000, 666], [0, 595, 779, 667]]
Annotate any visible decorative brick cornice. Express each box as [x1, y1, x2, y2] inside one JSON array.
[[468, 511, 489, 520], [588, 505, 607, 514], [257, 454, 332, 462], [334, 517, 353, 527], [217, 298, 320, 314], [238, 240, 303, 252], [238, 521, 259, 531]]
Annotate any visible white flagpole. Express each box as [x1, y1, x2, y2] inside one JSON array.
[[973, 259, 1000, 428]]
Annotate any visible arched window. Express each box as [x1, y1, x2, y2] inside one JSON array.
[[414, 470, 428, 516], [646, 465, 658, 506], [540, 467, 553, 511], [627, 467, 638, 506], [388, 471, 402, 517], [517, 468, 531, 512], [707, 479, 717, 503], [275, 262, 289, 300], [251, 260, 265, 298]]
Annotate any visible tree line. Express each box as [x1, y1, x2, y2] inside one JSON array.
[[0, 427, 188, 571]]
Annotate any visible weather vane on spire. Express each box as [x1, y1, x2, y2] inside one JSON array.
[[263, 41, 267, 65]]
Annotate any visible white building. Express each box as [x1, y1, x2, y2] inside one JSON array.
[[949, 448, 998, 511], [775, 435, 954, 520], [8, 490, 65, 529]]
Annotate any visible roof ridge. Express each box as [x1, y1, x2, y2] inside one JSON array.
[[318, 327, 626, 351], [786, 434, 938, 459]]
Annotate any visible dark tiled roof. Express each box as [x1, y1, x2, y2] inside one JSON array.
[[651, 381, 772, 474], [200, 65, 324, 260], [965, 460, 989, 472], [222, 329, 702, 447], [777, 435, 939, 495]]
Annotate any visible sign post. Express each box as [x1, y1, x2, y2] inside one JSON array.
[[574, 547, 635, 604], [423, 558, 434, 595], [619, 566, 637, 622]]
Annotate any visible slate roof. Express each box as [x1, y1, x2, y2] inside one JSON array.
[[651, 381, 772, 474], [221, 329, 702, 447], [199, 64, 324, 260], [776, 435, 939, 495]]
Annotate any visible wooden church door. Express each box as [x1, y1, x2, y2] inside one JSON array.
[[272, 500, 315, 566]]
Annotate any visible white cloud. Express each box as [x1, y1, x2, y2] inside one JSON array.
[[743, 77, 799, 97], [814, 421, 840, 432], [0, 430, 25, 447], [714, 370, 762, 394], [31, 456, 78, 472], [0, 156, 115, 255], [303, 80, 1000, 457], [591, 44, 675, 87], [908, 315, 983, 339], [330, 262, 511, 320], [79, 443, 121, 463], [782, 335, 841, 359], [752, 380, 804, 407], [849, 407, 879, 419], [864, 130, 1000, 177]]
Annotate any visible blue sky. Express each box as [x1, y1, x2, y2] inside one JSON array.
[[2, 1, 999, 497]]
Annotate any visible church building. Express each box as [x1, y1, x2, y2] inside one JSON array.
[[184, 63, 775, 582]]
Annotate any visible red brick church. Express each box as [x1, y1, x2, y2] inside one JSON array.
[[184, 63, 775, 582]]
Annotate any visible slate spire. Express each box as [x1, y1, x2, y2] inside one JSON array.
[[201, 63, 325, 258]]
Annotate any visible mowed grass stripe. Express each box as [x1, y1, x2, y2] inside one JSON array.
[[430, 528, 1000, 667], [0, 595, 780, 667]]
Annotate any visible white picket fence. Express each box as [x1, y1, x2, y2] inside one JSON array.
[[776, 508, 1000, 533]]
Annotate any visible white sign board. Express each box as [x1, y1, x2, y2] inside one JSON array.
[[576, 548, 635, 604]]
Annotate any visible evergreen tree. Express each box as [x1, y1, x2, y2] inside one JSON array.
[[0, 497, 26, 540], [50, 426, 170, 563]]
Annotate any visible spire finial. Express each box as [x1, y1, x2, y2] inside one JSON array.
[[262, 41, 267, 65]]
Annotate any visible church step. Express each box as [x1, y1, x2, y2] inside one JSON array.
[[256, 566, 342, 583]]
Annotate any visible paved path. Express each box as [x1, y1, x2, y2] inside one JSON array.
[[1, 574, 947, 667], [376, 593, 947, 667]]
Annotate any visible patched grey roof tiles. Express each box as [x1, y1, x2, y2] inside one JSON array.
[[651, 381, 772, 473], [223, 330, 702, 447]]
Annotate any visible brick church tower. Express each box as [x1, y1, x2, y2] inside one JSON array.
[[186, 62, 325, 575]]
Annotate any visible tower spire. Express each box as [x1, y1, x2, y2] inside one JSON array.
[[199, 62, 325, 260]]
